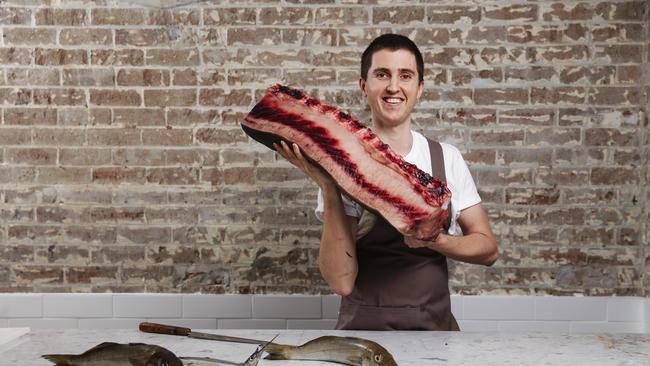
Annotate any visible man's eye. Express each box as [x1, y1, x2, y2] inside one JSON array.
[[375, 72, 388, 79], [401, 74, 412, 80]]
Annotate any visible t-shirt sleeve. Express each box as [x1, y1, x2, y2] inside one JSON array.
[[314, 188, 363, 222]]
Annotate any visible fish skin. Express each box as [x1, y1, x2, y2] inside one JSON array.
[[263, 336, 398, 366], [42, 342, 182, 366]]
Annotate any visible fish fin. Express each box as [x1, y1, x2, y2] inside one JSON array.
[[262, 344, 290, 360], [83, 342, 120, 353], [346, 355, 363, 365], [41, 354, 74, 365]]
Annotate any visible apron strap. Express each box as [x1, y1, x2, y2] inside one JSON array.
[[426, 138, 452, 231]]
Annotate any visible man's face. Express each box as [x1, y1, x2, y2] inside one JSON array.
[[359, 48, 423, 128]]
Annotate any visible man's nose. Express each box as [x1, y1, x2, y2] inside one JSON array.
[[386, 75, 399, 93]]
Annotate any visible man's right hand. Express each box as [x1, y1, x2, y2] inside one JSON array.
[[273, 140, 337, 190]]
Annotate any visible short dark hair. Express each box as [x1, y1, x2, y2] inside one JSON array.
[[361, 33, 424, 83]]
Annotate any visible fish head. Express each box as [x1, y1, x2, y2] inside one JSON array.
[[147, 348, 183, 366], [363, 350, 398, 366], [243, 334, 279, 366], [362, 343, 398, 366]]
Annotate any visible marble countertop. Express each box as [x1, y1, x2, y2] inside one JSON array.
[[0, 328, 649, 365]]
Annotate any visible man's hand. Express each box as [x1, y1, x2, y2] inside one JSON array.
[[273, 140, 336, 189]]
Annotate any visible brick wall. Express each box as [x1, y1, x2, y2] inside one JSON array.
[[0, 0, 647, 296]]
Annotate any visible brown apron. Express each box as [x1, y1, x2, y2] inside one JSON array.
[[335, 139, 460, 331]]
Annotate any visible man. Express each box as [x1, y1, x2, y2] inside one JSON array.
[[274, 34, 498, 330]]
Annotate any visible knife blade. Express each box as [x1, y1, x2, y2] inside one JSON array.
[[139, 322, 267, 345]]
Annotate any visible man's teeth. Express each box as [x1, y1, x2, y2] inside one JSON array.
[[384, 98, 403, 104]]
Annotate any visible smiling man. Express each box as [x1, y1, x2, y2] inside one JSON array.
[[275, 34, 498, 330]]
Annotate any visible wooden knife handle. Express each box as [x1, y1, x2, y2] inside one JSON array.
[[139, 322, 191, 336]]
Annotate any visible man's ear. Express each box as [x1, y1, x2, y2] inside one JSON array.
[[417, 80, 423, 100], [359, 78, 367, 97]]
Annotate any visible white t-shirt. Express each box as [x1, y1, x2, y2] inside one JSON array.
[[315, 130, 481, 235]]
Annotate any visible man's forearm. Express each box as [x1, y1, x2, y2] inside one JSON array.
[[318, 184, 358, 296], [432, 232, 498, 266]]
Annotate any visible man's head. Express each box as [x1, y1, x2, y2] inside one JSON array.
[[359, 34, 424, 129], [361, 33, 424, 83]]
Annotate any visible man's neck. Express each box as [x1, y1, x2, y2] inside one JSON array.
[[373, 121, 413, 157]]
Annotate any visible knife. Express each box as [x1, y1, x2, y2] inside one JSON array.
[[139, 322, 268, 345]]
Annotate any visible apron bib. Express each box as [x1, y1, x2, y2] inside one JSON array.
[[335, 139, 459, 331]]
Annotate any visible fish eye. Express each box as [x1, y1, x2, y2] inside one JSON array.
[[374, 354, 382, 362]]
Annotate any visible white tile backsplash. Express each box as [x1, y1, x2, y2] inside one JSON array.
[[78, 318, 142, 329], [458, 320, 499, 332], [218, 319, 287, 329], [0, 295, 42, 317], [607, 297, 644, 322], [464, 296, 534, 320], [44, 294, 112, 318], [252, 295, 321, 319], [146, 318, 217, 329], [113, 294, 182, 318], [535, 297, 607, 321], [570, 321, 644, 334], [497, 321, 570, 333], [1, 295, 647, 333], [287, 319, 337, 330], [8, 318, 79, 329], [321, 295, 340, 319], [183, 294, 251, 318]]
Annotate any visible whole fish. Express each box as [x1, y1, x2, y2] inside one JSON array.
[[42, 342, 182, 366], [263, 336, 398, 366]]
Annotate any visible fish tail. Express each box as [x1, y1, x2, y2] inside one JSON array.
[[42, 354, 74, 365], [263, 344, 292, 360]]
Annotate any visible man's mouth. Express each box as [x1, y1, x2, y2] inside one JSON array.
[[382, 97, 404, 105]]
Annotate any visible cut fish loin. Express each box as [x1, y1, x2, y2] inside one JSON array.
[[241, 84, 451, 240]]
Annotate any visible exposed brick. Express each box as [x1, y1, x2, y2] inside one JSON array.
[[4, 28, 56, 46], [499, 108, 554, 126], [0, 7, 32, 25], [146, 167, 198, 185], [484, 4, 537, 22], [33, 89, 86, 106], [14, 265, 64, 284], [339, 28, 389, 47], [373, 6, 425, 24], [91, 49, 144, 66], [594, 45, 643, 64], [541, 3, 594, 21], [535, 167, 590, 186], [282, 28, 337, 47], [196, 128, 248, 145], [7, 68, 60, 86], [6, 148, 57, 165], [477, 168, 533, 186], [87, 128, 140, 146], [113, 108, 165, 127], [148, 9, 199, 26], [591, 167, 639, 185], [60, 29, 112, 45], [531, 87, 586, 105], [168, 109, 220, 126], [474, 88, 528, 105], [585, 128, 637, 146], [427, 6, 480, 24], [112, 148, 165, 166], [259, 7, 312, 25], [595, 1, 646, 21], [4, 108, 57, 126], [91, 8, 146, 25], [499, 148, 553, 165], [228, 28, 281, 46], [507, 24, 587, 43], [63, 68, 114, 87], [141, 129, 193, 146], [146, 49, 199, 66], [92, 168, 147, 184], [526, 128, 581, 146], [533, 45, 589, 63], [0, 48, 33, 64], [204, 8, 256, 25], [36, 8, 86, 25], [36, 167, 91, 184], [60, 148, 111, 166], [33, 128, 85, 146], [316, 7, 369, 25], [116, 29, 173, 47], [588, 87, 641, 106], [199, 89, 252, 106], [90, 90, 141, 106]]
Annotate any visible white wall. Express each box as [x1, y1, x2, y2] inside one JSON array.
[[0, 294, 647, 333]]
